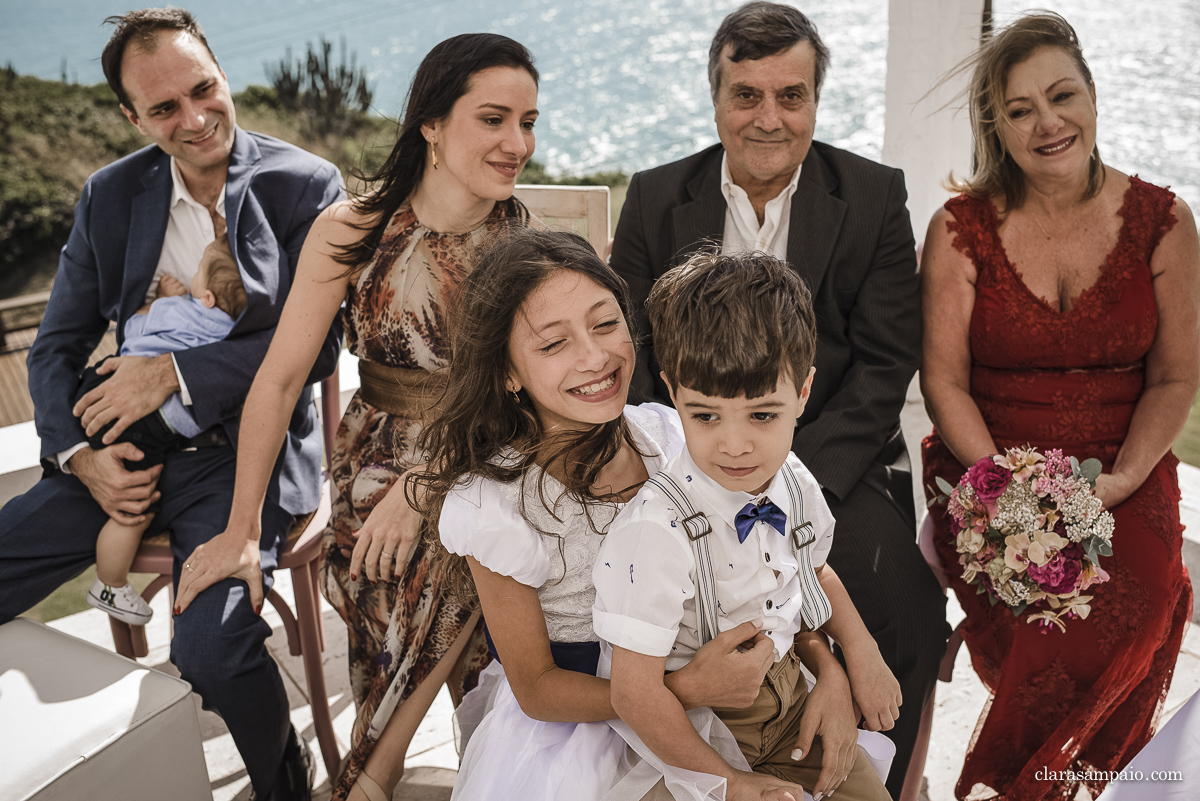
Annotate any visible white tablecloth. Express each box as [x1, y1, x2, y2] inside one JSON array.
[[1096, 689, 1199, 800]]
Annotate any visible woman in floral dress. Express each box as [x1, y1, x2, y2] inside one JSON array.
[[195, 33, 540, 801]]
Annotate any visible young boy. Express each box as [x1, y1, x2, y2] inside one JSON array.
[[83, 233, 247, 624], [593, 251, 898, 801]]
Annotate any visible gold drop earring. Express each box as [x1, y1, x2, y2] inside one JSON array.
[[429, 138, 439, 170]]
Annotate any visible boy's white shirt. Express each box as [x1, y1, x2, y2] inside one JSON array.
[[593, 445, 835, 672]]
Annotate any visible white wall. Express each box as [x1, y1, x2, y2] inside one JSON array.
[[882, 0, 983, 246]]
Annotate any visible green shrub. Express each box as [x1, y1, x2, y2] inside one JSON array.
[[0, 72, 629, 299], [520, 159, 627, 188]]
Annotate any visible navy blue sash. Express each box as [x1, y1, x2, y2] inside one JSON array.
[[483, 625, 600, 676]]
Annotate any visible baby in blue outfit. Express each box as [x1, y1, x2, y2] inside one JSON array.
[[83, 233, 246, 625]]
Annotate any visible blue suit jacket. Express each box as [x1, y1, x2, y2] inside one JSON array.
[[28, 128, 344, 516]]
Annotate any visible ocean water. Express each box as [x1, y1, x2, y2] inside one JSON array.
[[2, 0, 1197, 209]]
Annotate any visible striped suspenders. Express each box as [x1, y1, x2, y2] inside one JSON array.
[[645, 469, 833, 647], [779, 467, 833, 633]]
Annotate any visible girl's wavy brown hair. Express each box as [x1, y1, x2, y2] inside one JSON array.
[[409, 228, 640, 607]]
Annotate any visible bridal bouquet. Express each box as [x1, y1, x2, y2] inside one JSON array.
[[935, 446, 1114, 633]]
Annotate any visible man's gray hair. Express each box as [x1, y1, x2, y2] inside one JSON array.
[[707, 2, 830, 103]]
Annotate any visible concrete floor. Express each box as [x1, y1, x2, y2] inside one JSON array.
[[38, 376, 1200, 800]]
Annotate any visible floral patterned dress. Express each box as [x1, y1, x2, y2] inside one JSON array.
[[921, 177, 1193, 801], [321, 197, 529, 798]]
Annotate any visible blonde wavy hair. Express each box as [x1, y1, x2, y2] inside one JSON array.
[[950, 11, 1104, 211]]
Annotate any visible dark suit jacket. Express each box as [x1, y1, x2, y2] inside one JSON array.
[[28, 128, 344, 516], [610, 141, 920, 512]]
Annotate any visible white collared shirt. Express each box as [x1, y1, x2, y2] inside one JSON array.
[[57, 158, 227, 469], [593, 446, 834, 671], [719, 152, 802, 260], [151, 157, 227, 300]]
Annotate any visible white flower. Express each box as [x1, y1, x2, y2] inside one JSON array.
[[1004, 532, 1030, 573], [994, 576, 1032, 606], [993, 480, 1039, 534], [958, 527, 986, 554], [995, 447, 1045, 482], [1027, 610, 1067, 633], [1027, 529, 1067, 567]]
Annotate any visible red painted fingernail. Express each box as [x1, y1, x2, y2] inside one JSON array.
[[173, 606, 181, 615], [254, 604, 262, 615], [350, 573, 357, 581]]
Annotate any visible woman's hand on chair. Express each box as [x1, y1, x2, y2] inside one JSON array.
[[174, 529, 264, 616], [349, 475, 422, 583]]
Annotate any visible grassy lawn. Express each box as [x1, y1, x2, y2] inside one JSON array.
[[1174, 394, 1200, 468]]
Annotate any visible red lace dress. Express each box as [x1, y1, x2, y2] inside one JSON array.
[[922, 177, 1194, 801]]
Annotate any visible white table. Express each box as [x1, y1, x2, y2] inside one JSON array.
[[1096, 689, 1199, 800]]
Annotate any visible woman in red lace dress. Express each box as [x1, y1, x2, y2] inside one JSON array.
[[920, 13, 1198, 801]]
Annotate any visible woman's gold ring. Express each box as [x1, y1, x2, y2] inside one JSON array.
[[185, 563, 194, 572], [381, 550, 393, 559]]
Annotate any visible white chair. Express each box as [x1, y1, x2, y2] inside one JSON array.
[[514, 184, 611, 257]]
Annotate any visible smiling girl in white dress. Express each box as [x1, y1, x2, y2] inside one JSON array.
[[413, 228, 834, 801]]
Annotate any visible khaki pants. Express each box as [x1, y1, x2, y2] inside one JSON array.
[[713, 647, 891, 801], [636, 649, 891, 801]]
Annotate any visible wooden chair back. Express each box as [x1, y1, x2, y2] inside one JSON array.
[[513, 184, 611, 257]]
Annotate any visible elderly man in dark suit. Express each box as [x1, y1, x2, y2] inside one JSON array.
[[610, 3, 949, 796], [0, 9, 342, 800]]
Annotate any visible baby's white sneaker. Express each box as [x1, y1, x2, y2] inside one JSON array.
[[86, 578, 153, 625]]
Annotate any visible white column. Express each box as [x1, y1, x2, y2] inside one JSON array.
[[882, 0, 984, 245]]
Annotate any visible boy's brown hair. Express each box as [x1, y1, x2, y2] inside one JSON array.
[[201, 235, 247, 319], [647, 249, 816, 399]]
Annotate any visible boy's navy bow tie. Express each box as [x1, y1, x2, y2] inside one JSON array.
[[734, 500, 787, 543]]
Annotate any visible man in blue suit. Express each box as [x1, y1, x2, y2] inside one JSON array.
[[0, 9, 343, 800]]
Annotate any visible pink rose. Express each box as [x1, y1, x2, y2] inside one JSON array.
[[966, 457, 1011, 503], [1026, 545, 1083, 595]]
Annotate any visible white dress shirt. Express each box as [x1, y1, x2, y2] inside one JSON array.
[[593, 446, 834, 672], [58, 158, 226, 469], [152, 156, 227, 301], [719, 152, 802, 260]]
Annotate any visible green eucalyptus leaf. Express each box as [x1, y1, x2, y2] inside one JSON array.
[[1012, 601, 1027, 617], [988, 593, 999, 607], [936, 476, 956, 496], [1080, 458, 1102, 486], [1099, 541, 1113, 557], [1070, 456, 1081, 476]]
